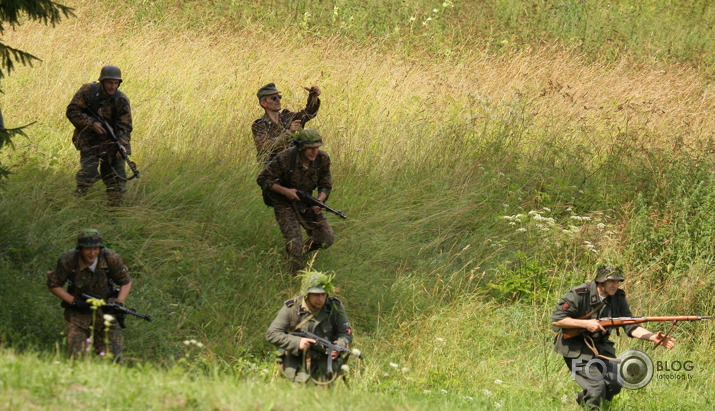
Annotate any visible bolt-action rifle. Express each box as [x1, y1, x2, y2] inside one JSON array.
[[86, 107, 140, 180], [289, 330, 363, 378], [82, 293, 154, 328], [297, 190, 348, 219], [560, 316, 711, 340]]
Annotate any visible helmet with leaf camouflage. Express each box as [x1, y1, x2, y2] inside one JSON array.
[[298, 269, 335, 296], [291, 129, 323, 149], [594, 265, 625, 283]]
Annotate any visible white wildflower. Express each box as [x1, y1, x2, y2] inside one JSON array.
[[494, 402, 503, 408], [494, 379, 503, 384], [424, 390, 432, 394], [401, 367, 410, 373], [542, 207, 551, 212], [483, 388, 493, 397], [516, 228, 527, 232], [389, 362, 399, 368], [103, 314, 115, 322], [435, 337, 445, 342], [597, 223, 606, 229], [440, 389, 448, 394]]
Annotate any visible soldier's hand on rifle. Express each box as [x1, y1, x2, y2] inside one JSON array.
[[108, 297, 125, 305], [92, 121, 107, 135], [330, 341, 345, 359], [651, 331, 676, 349], [288, 120, 302, 133], [311, 206, 322, 215], [582, 319, 607, 333], [299, 337, 316, 350], [281, 187, 300, 202]]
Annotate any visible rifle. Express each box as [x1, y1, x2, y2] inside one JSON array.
[[81, 293, 154, 328], [297, 190, 348, 219], [561, 316, 711, 340], [86, 107, 140, 180], [289, 330, 363, 378]]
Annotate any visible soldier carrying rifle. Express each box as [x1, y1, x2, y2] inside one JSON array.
[[257, 129, 335, 275], [551, 265, 678, 408], [47, 229, 133, 361], [266, 270, 354, 384], [67, 65, 134, 205]]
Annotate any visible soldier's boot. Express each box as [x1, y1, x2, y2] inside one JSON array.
[[75, 186, 89, 197], [576, 391, 584, 405], [107, 189, 123, 206]]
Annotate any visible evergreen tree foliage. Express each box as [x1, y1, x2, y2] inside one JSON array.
[[0, 0, 73, 182]]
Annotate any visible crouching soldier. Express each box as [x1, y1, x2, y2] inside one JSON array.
[[47, 229, 132, 360], [266, 270, 353, 384]]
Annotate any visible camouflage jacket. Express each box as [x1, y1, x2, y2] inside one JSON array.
[[266, 296, 352, 357], [47, 248, 131, 317], [252, 94, 320, 163], [66, 82, 133, 156], [551, 281, 639, 359], [256, 147, 331, 206]]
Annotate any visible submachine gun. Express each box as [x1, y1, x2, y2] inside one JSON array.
[[290, 330, 363, 380], [81, 293, 154, 328]]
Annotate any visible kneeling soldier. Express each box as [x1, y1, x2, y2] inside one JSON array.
[[266, 271, 353, 384]]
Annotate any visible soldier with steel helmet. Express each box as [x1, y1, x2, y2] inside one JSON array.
[[252, 82, 321, 164], [551, 265, 676, 408], [266, 270, 353, 383], [257, 129, 334, 274], [66, 65, 133, 205], [47, 229, 132, 359]]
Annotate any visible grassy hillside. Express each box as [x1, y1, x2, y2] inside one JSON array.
[[1, 0, 714, 408]]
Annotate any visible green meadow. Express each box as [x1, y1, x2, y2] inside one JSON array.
[[1, 0, 714, 408]]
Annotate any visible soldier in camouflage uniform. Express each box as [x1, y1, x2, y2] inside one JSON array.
[[266, 270, 353, 384], [66, 65, 133, 205], [47, 229, 133, 360], [257, 129, 334, 274], [551, 266, 675, 408], [252, 82, 321, 164]]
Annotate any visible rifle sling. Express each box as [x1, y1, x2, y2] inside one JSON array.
[[291, 308, 318, 332]]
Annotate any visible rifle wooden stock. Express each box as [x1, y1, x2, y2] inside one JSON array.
[[560, 316, 711, 339]]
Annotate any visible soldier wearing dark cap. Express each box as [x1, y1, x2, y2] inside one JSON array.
[[252, 82, 321, 163], [266, 270, 353, 384], [257, 129, 334, 274], [47, 229, 133, 360], [551, 265, 675, 409], [67, 65, 133, 205]]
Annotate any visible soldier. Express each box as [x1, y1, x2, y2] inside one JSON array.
[[266, 270, 353, 384], [47, 229, 132, 360], [551, 265, 675, 408], [67, 65, 133, 205], [257, 129, 334, 274], [252, 82, 321, 163]]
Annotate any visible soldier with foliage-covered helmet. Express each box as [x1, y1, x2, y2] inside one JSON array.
[[252, 82, 321, 164], [266, 270, 353, 384], [256, 129, 334, 275], [47, 229, 133, 360], [551, 264, 675, 408], [67, 65, 133, 205]]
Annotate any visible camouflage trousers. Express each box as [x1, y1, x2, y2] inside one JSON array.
[[75, 151, 127, 202], [273, 203, 334, 273], [65, 310, 124, 360]]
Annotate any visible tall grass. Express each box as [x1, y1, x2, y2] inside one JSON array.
[[1, 0, 714, 408]]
